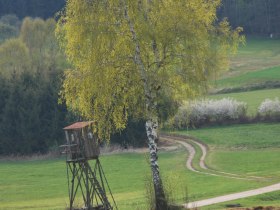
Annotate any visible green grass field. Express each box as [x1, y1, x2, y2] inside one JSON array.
[[180, 123, 280, 149], [177, 123, 280, 177], [176, 123, 280, 209], [206, 38, 280, 118], [212, 37, 280, 90], [228, 37, 280, 76], [0, 150, 268, 210], [208, 88, 280, 115], [215, 66, 280, 89], [1, 123, 280, 210]]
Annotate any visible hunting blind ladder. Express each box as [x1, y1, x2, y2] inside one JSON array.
[[60, 122, 117, 210]]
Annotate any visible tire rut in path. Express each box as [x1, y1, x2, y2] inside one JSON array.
[[160, 135, 263, 180]]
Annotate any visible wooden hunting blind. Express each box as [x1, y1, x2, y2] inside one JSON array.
[[60, 122, 117, 210], [63, 121, 100, 161]]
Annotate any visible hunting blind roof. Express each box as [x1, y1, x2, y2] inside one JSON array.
[[63, 121, 93, 130]]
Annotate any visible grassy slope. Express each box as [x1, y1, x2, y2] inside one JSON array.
[[178, 123, 280, 177], [182, 123, 280, 149], [216, 66, 280, 88], [209, 88, 280, 115], [227, 37, 280, 77], [176, 123, 280, 209], [206, 38, 280, 116], [212, 37, 280, 89]]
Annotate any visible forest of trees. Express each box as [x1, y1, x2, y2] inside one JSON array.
[[0, 0, 65, 19], [0, 15, 148, 154], [0, 0, 280, 35], [0, 1, 279, 155], [0, 16, 69, 154], [219, 0, 280, 35]]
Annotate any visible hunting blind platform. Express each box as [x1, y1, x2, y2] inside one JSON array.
[[60, 121, 117, 210]]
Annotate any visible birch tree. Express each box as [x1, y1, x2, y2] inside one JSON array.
[[57, 1, 243, 209], [0, 38, 30, 78]]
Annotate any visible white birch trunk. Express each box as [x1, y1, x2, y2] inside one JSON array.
[[123, 4, 168, 209], [145, 118, 167, 209]]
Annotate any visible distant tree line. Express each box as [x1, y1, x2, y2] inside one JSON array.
[[218, 0, 280, 36], [0, 15, 69, 155], [0, 15, 148, 155], [1, 0, 280, 36], [0, 0, 65, 19]]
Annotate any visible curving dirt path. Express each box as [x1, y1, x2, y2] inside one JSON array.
[[160, 134, 280, 208], [160, 134, 264, 180]]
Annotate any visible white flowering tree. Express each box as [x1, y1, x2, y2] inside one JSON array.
[[258, 98, 280, 117]]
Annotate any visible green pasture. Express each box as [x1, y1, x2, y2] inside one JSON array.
[[179, 123, 280, 149], [215, 66, 280, 89], [1, 123, 280, 209], [208, 88, 280, 115], [229, 37, 280, 75], [176, 123, 280, 208], [177, 123, 280, 177], [212, 37, 280, 90]]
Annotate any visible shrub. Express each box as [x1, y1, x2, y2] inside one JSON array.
[[169, 98, 247, 128], [258, 98, 280, 118]]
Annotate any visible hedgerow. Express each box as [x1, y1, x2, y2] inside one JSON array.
[[169, 98, 247, 128], [258, 98, 280, 118]]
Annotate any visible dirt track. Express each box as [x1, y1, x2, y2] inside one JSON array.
[[161, 134, 265, 180], [160, 134, 280, 208]]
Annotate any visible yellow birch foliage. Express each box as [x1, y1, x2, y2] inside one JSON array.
[[57, 0, 243, 141]]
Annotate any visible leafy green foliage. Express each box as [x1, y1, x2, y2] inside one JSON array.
[[0, 23, 18, 43], [58, 0, 243, 141], [0, 71, 67, 155], [111, 118, 147, 147], [0, 38, 30, 78], [0, 14, 20, 43], [0, 17, 68, 155]]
